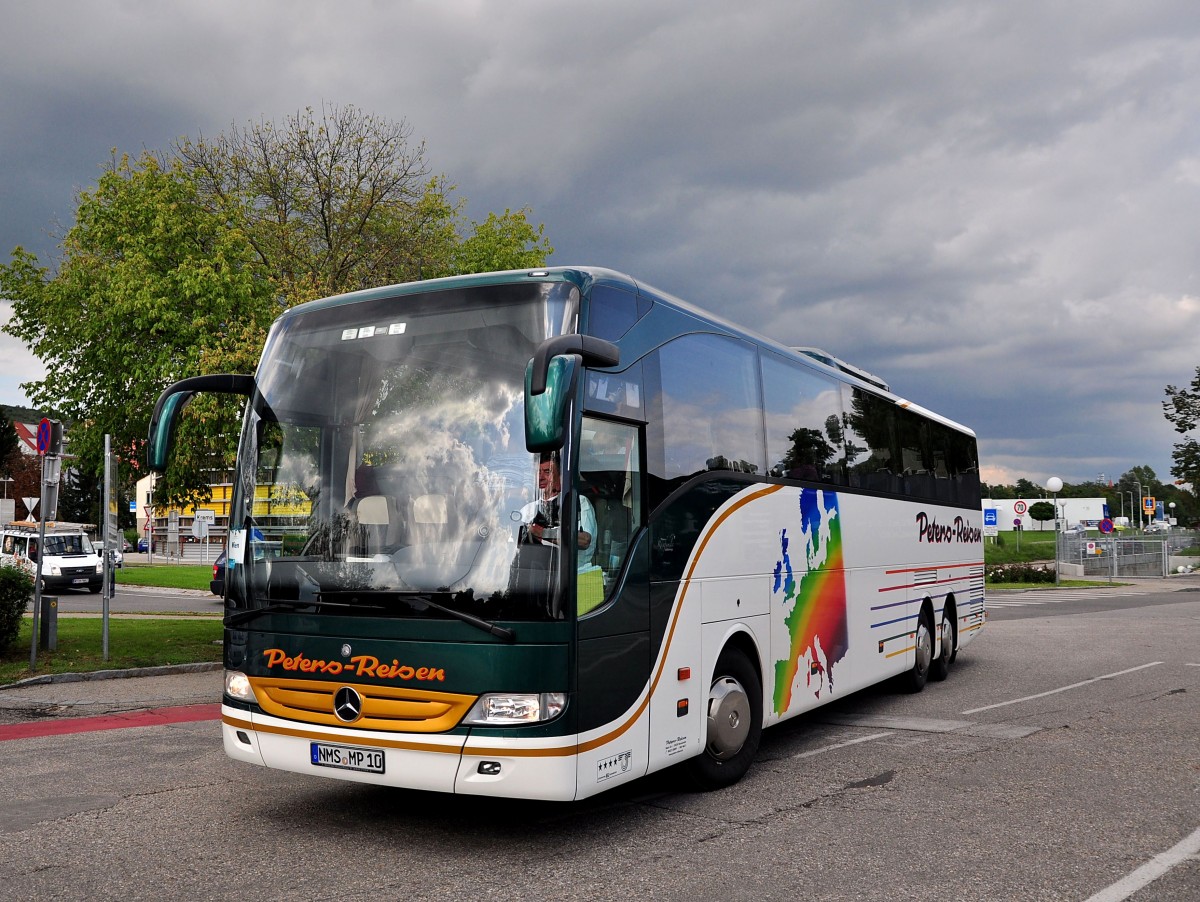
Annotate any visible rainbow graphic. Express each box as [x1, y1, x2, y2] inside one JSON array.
[[771, 488, 849, 715]]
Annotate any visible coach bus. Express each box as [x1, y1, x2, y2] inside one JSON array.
[[147, 266, 984, 801]]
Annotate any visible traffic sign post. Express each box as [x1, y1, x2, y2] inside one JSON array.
[[29, 419, 63, 670]]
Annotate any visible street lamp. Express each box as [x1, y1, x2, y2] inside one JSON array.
[[1134, 480, 1144, 530], [1047, 476, 1063, 585]]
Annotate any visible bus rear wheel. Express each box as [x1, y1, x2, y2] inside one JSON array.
[[904, 610, 933, 693], [930, 608, 955, 682], [685, 647, 762, 790]]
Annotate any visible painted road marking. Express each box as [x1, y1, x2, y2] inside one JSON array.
[[962, 662, 1164, 715], [1083, 824, 1200, 902], [0, 703, 220, 742], [988, 591, 1149, 607], [819, 713, 1040, 739], [793, 731, 893, 759]]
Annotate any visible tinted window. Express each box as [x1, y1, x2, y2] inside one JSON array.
[[647, 333, 765, 506], [587, 285, 640, 342], [762, 353, 845, 484], [843, 386, 898, 493]]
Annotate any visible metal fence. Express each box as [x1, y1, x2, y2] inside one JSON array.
[[1059, 532, 1198, 579]]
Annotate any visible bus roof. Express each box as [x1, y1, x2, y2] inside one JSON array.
[[276, 266, 976, 438]]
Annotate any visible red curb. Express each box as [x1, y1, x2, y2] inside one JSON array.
[[0, 703, 221, 742]]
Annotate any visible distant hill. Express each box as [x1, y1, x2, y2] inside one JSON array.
[[1, 404, 45, 424]]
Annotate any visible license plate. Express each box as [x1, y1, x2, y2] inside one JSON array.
[[310, 741, 385, 774], [72, 578, 89, 584]]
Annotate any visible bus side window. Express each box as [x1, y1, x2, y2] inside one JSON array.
[[761, 352, 845, 485], [579, 417, 642, 595]]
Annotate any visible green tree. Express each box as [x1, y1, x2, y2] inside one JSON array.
[[0, 420, 18, 473], [0, 154, 275, 507], [446, 208, 553, 276], [3, 105, 553, 507], [1028, 501, 1056, 530], [1165, 367, 1200, 489]]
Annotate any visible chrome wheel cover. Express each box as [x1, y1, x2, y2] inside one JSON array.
[[705, 676, 751, 761]]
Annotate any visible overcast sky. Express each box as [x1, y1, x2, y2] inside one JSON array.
[[3, 0, 1200, 488]]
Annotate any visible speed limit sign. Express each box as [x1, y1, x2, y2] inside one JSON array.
[[1013, 500, 1028, 515]]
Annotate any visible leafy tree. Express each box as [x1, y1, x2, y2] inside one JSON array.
[[445, 208, 553, 276], [1165, 367, 1200, 488], [0, 420, 18, 474], [0, 154, 275, 507], [2, 105, 553, 507], [1027, 501, 1056, 530]]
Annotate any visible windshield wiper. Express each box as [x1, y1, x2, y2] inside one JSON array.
[[318, 590, 516, 643], [225, 601, 314, 627]]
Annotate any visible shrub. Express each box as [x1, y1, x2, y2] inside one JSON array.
[[0, 564, 34, 652], [986, 563, 1056, 584]]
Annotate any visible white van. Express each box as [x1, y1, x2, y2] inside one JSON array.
[[0, 521, 104, 593]]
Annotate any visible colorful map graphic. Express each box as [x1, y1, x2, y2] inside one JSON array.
[[771, 488, 849, 715]]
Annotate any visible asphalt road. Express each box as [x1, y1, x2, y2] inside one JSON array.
[[38, 584, 222, 615], [1, 589, 1197, 901]]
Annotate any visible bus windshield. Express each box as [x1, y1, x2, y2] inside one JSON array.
[[226, 279, 579, 623]]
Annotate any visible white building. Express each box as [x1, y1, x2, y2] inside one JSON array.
[[983, 497, 1110, 531]]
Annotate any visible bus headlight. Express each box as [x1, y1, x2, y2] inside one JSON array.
[[224, 670, 257, 703], [463, 692, 566, 725]]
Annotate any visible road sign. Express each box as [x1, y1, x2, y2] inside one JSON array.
[[36, 419, 51, 455], [1013, 500, 1028, 515], [984, 509, 998, 527], [195, 508, 216, 524], [1099, 518, 1114, 534]]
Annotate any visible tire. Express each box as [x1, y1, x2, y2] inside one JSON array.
[[930, 606, 955, 682], [685, 646, 763, 790], [904, 609, 934, 693]]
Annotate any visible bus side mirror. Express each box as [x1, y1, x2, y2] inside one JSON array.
[[147, 374, 255, 472], [525, 355, 576, 452], [524, 335, 619, 453]]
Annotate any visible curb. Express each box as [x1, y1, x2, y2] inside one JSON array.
[[0, 661, 222, 691]]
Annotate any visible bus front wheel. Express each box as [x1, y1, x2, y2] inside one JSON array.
[[685, 647, 762, 790]]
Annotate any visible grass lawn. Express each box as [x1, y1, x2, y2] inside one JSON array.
[[116, 563, 212, 592], [985, 528, 1063, 565], [0, 616, 222, 685]]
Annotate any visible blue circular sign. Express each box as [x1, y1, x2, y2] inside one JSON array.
[[36, 418, 51, 455], [1099, 518, 1114, 534]]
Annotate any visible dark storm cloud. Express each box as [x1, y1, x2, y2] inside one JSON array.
[[4, 0, 1200, 487]]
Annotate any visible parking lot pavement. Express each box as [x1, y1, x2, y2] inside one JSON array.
[[0, 665, 222, 723]]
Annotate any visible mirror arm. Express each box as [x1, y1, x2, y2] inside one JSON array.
[[530, 335, 619, 395], [146, 374, 255, 472]]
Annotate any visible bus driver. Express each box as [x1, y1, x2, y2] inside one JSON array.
[[520, 453, 596, 570]]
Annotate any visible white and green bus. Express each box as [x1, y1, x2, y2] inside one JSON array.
[[148, 267, 984, 800]]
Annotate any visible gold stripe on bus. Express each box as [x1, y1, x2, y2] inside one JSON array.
[[574, 483, 783, 755]]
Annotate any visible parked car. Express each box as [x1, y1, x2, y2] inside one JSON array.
[[137, 536, 155, 552], [210, 549, 227, 597], [93, 540, 123, 568], [1144, 521, 1168, 533]]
